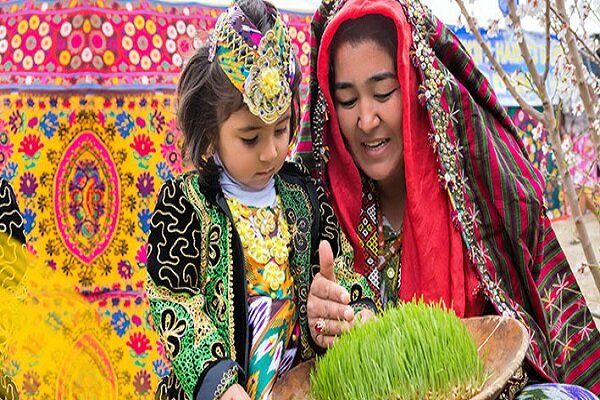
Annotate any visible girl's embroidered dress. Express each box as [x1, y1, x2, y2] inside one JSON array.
[[226, 195, 298, 400]]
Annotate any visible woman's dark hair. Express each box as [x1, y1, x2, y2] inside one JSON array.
[[330, 14, 397, 76], [176, 0, 302, 189]]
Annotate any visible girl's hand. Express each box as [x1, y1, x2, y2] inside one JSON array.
[[220, 384, 251, 400]]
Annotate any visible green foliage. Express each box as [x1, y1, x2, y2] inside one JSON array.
[[310, 302, 486, 400]]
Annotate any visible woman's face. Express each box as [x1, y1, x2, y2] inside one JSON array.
[[332, 40, 404, 185]]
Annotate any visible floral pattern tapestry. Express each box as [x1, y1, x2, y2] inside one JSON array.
[[0, 0, 312, 397], [0, 92, 182, 398]]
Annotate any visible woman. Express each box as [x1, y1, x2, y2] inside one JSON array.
[[300, 0, 600, 397]]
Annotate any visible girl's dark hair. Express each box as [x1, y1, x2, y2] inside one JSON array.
[[330, 14, 397, 75], [176, 0, 302, 189]]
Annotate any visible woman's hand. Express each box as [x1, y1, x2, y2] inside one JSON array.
[[356, 308, 375, 324], [220, 384, 251, 400], [307, 241, 356, 349]]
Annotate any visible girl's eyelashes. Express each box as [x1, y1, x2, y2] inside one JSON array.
[[241, 136, 258, 145], [241, 128, 286, 145], [275, 126, 288, 135]]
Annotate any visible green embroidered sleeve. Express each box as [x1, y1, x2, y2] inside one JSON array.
[[147, 179, 239, 400], [314, 183, 377, 312], [282, 161, 377, 357], [147, 281, 239, 399]]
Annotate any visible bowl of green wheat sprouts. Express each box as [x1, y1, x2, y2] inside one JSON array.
[[272, 301, 529, 400]]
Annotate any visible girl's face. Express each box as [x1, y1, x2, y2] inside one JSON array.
[[333, 40, 404, 187], [216, 106, 291, 190]]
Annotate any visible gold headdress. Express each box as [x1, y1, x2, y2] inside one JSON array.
[[209, 4, 296, 124]]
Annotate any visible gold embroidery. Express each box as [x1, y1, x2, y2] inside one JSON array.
[[183, 175, 211, 276], [225, 219, 236, 361], [146, 277, 216, 344], [226, 196, 291, 292], [213, 366, 239, 400]]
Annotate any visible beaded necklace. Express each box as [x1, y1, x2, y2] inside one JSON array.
[[226, 195, 291, 292]]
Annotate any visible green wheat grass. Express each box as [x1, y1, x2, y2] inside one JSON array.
[[310, 302, 486, 400]]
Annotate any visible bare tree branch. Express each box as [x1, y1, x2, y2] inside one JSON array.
[[507, 0, 545, 94], [587, 4, 600, 28], [549, 4, 600, 67], [542, 0, 551, 83], [554, 0, 600, 154], [543, 108, 600, 289], [454, 0, 544, 121]]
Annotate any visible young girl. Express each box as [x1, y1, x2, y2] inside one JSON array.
[[146, 1, 374, 399]]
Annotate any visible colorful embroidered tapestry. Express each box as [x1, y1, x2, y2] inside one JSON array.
[[0, 0, 313, 91], [0, 92, 181, 397], [0, 0, 315, 397]]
